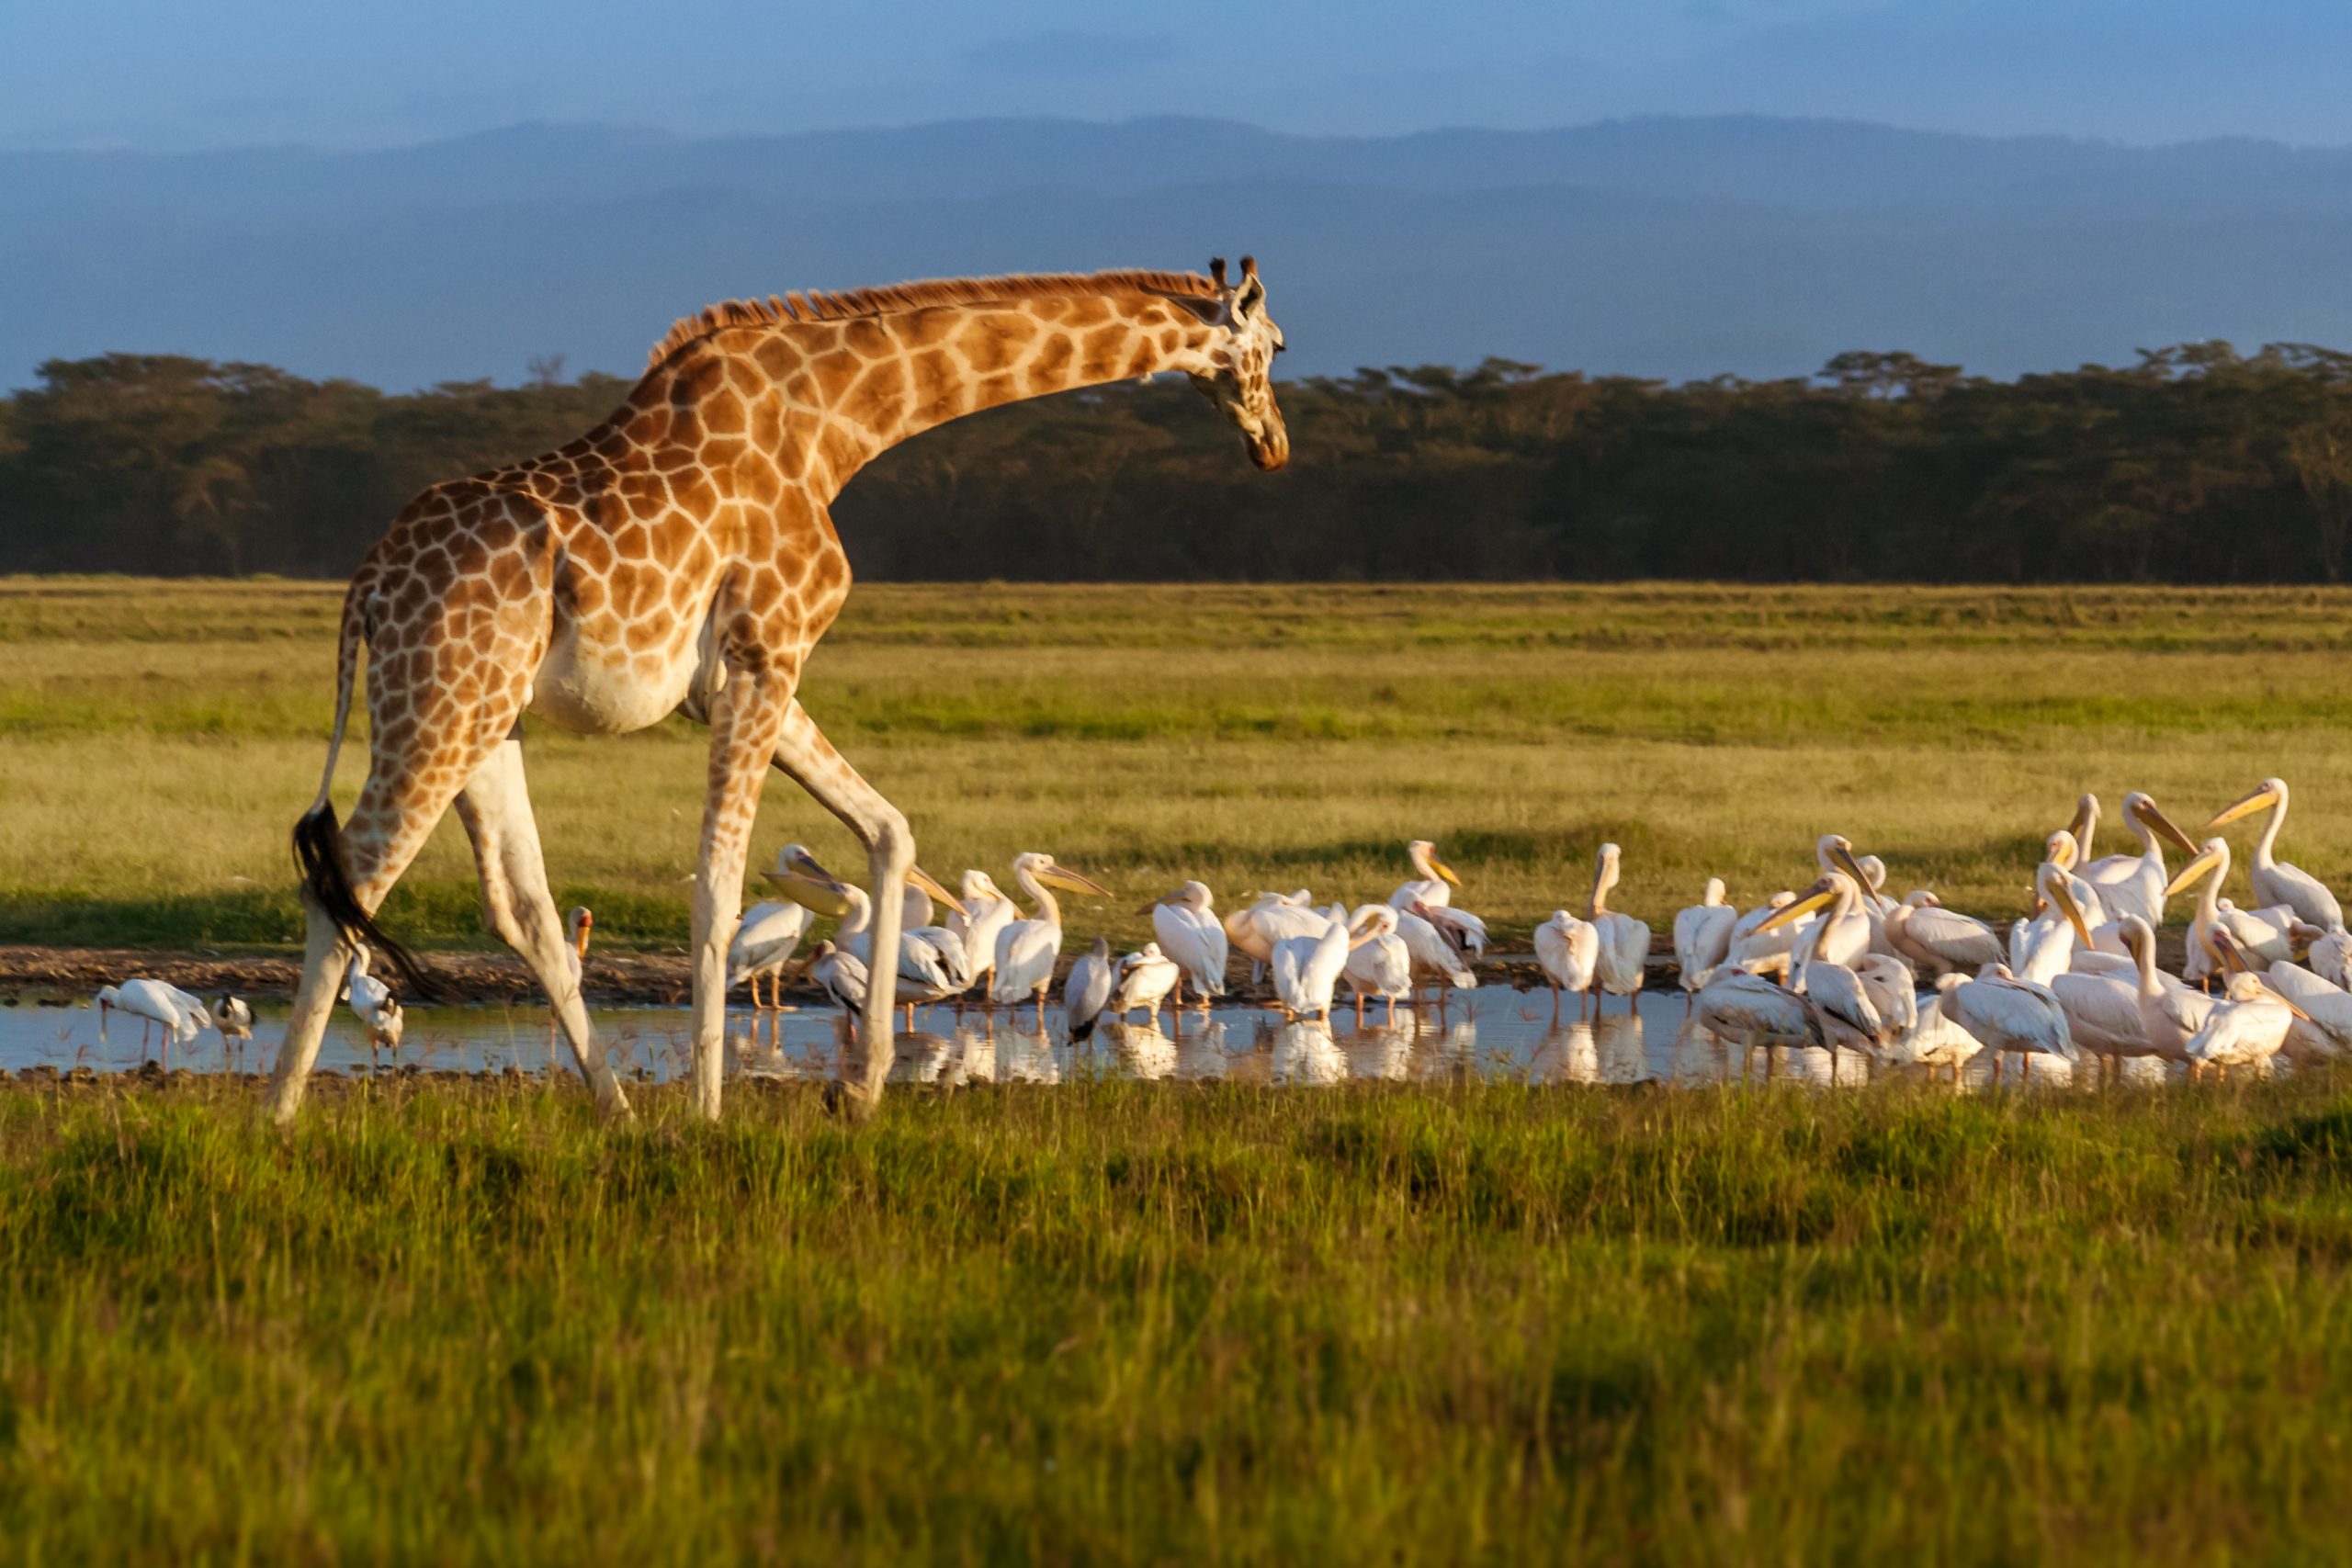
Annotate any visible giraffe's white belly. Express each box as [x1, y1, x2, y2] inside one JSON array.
[[527, 623, 701, 735]]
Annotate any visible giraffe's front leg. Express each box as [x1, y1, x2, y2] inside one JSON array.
[[690, 671, 793, 1122], [769, 699, 914, 1115]]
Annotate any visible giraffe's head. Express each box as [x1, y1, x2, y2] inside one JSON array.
[[1186, 255, 1289, 471]]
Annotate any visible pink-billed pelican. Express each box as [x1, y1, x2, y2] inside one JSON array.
[[1063, 936, 1116, 1043], [766, 846, 969, 1021], [1110, 942, 1182, 1027], [2209, 777, 2344, 930], [1390, 840, 1463, 910], [1535, 908, 1600, 1021], [1940, 964, 2075, 1082], [95, 978, 211, 1068], [1589, 842, 1651, 1011], [2166, 838, 2320, 985], [989, 852, 1114, 1020], [1149, 882, 1228, 1004], [1672, 879, 1737, 995], [1341, 905, 1413, 1025], [2077, 792, 2199, 927]]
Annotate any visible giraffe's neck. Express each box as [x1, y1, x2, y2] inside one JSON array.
[[770, 294, 1222, 502]]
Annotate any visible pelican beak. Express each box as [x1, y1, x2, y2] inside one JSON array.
[[1041, 864, 1113, 898], [1828, 843, 1874, 894], [2140, 801, 2200, 856], [1755, 880, 1837, 935], [2165, 844, 2225, 898], [2209, 783, 2281, 829], [1432, 855, 1463, 887], [2048, 877, 2094, 949], [2047, 833, 2079, 871], [761, 868, 854, 919], [909, 865, 960, 907]]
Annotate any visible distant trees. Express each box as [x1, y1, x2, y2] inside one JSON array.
[[7, 343, 2352, 581]]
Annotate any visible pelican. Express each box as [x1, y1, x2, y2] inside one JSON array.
[[2306, 925, 2352, 988], [2048, 970, 2148, 1084], [345, 944, 405, 1070], [1854, 954, 1918, 1042], [1723, 891, 1812, 980], [2184, 978, 2296, 1079], [2261, 963, 2352, 1062], [1884, 891, 2006, 977], [1672, 879, 1737, 995], [1149, 881, 1228, 1004], [989, 852, 1114, 1021], [947, 871, 1017, 993], [1756, 860, 1877, 975], [2210, 777, 2344, 931], [807, 941, 869, 1020], [1110, 942, 1182, 1027], [1940, 965, 2075, 1082], [767, 846, 969, 1021], [1589, 842, 1651, 1012], [2110, 915, 2218, 1073], [1063, 936, 1116, 1043], [2035, 830, 2109, 928], [2075, 793, 2199, 927], [1272, 905, 1378, 1022], [95, 979, 210, 1068], [1225, 891, 1328, 985], [1341, 904, 1413, 1025], [1879, 975, 1984, 1081], [1396, 902, 1478, 1005], [728, 892, 815, 1010], [2064, 792, 2100, 863], [1764, 872, 1896, 1064], [1792, 944, 1888, 1063], [2167, 838, 2317, 984], [1693, 970, 1821, 1065], [1389, 840, 1463, 910], [2010, 862, 2096, 985], [1534, 908, 1600, 1021], [1420, 903, 1491, 962]]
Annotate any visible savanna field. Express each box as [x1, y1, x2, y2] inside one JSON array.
[[9, 578, 2352, 1559]]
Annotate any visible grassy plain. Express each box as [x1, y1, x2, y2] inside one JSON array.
[[6, 1074, 2352, 1562], [6, 577, 2352, 953]]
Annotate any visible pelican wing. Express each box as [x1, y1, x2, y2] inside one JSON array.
[[1063, 951, 1115, 1038], [1154, 905, 1229, 996], [1804, 962, 1884, 1044], [1904, 907, 2006, 969], [2256, 861, 2345, 932], [1694, 972, 1817, 1045], [2050, 973, 2147, 1055], [1345, 931, 1413, 998], [1396, 910, 1476, 988], [990, 919, 1062, 1003], [729, 900, 814, 984], [1673, 902, 1736, 985]]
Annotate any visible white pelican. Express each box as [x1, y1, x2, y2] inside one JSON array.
[[2035, 830, 2109, 928], [1272, 906, 1380, 1021], [2167, 838, 2319, 984], [1693, 969, 1820, 1062], [989, 852, 1114, 1020], [1534, 908, 1600, 1021], [729, 896, 814, 1010], [948, 871, 1016, 993], [2048, 970, 2148, 1083], [807, 941, 869, 1020], [1588, 842, 1651, 1012], [2209, 777, 2344, 931], [1765, 872, 1897, 1063], [1941, 964, 2075, 1082], [1854, 954, 1919, 1042], [1396, 902, 1478, 1004], [1110, 942, 1182, 1027], [1757, 863, 1876, 975], [1672, 879, 1737, 995], [2261, 963, 2352, 1062], [2109, 915, 2215, 1069], [1724, 891, 1811, 981], [2305, 925, 2352, 989], [2064, 792, 2100, 863], [1390, 840, 1463, 910], [2010, 862, 2097, 986], [1225, 891, 1327, 985], [1878, 974, 1982, 1081], [767, 847, 970, 1020], [1149, 882, 1228, 1004], [1341, 905, 1413, 1025], [2077, 792, 2199, 927], [1063, 936, 1116, 1043], [1884, 892, 2006, 977], [2184, 979, 2296, 1080], [345, 944, 405, 1069], [95, 979, 210, 1068], [1792, 945, 1888, 1062]]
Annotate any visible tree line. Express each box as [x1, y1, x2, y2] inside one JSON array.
[[6, 342, 2352, 581]]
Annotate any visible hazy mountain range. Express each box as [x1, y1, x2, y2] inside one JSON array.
[[10, 114, 2352, 389]]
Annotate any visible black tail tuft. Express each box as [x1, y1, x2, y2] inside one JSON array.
[[292, 804, 439, 1001], [1071, 1017, 1096, 1043]]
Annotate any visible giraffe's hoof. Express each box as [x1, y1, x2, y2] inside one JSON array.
[[821, 1078, 880, 1123]]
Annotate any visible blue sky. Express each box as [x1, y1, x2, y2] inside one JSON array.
[[7, 0, 2352, 151]]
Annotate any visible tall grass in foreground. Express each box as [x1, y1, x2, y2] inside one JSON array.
[[4, 1076, 2352, 1562]]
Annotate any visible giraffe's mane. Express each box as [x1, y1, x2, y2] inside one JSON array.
[[647, 267, 1224, 370]]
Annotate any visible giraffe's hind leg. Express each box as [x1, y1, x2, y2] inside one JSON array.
[[455, 737, 632, 1120], [270, 754, 468, 1125], [770, 699, 915, 1114]]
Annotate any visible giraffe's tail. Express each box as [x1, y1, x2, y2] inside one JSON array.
[[291, 581, 438, 1000]]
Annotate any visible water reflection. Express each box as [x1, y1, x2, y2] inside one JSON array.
[[0, 982, 2238, 1094]]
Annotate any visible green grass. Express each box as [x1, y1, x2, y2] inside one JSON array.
[[4, 577, 2350, 953], [6, 1075, 2352, 1562]]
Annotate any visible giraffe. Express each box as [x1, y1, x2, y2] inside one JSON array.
[[271, 257, 1289, 1125]]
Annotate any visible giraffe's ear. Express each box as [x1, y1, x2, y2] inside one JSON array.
[[1233, 268, 1267, 322]]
